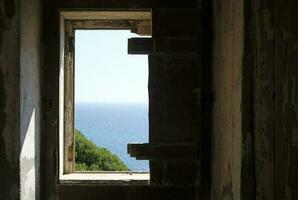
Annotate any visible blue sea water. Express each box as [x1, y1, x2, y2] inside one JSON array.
[[75, 103, 149, 171]]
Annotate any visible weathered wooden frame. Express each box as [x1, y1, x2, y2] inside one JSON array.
[[59, 10, 151, 182]]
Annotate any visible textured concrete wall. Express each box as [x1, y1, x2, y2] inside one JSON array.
[[0, 0, 20, 199], [211, 0, 244, 199], [20, 0, 43, 199], [0, 0, 42, 199]]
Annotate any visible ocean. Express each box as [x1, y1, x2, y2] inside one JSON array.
[[75, 103, 149, 171]]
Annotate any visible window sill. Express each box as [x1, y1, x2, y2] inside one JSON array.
[[59, 172, 150, 185]]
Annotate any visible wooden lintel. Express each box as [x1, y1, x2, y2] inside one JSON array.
[[61, 11, 152, 20]]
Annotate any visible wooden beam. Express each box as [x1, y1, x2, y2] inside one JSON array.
[[152, 8, 202, 37], [128, 38, 153, 54], [131, 22, 152, 36], [58, 0, 196, 9], [61, 11, 151, 20], [127, 143, 198, 160], [128, 38, 201, 55]]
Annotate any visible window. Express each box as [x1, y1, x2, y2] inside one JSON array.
[[59, 11, 152, 183]]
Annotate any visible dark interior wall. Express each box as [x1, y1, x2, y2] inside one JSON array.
[[20, 0, 43, 199], [251, 1, 275, 199], [45, 0, 298, 199], [274, 0, 298, 199], [250, 0, 298, 199], [212, 0, 298, 200], [0, 0, 43, 199], [0, 0, 20, 199]]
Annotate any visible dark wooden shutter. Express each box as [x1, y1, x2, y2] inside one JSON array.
[[128, 8, 203, 187]]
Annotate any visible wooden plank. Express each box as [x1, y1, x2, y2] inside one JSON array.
[[152, 8, 202, 37], [252, 2, 275, 198], [131, 22, 152, 36], [274, 0, 298, 199], [127, 143, 198, 160], [211, 1, 244, 199], [240, 0, 257, 199], [128, 38, 201, 55], [153, 38, 200, 55], [141, 6, 202, 188], [68, 19, 151, 30], [148, 55, 201, 144], [128, 38, 153, 54], [58, 0, 196, 9], [148, 8, 202, 187], [61, 11, 151, 20], [64, 21, 75, 174]]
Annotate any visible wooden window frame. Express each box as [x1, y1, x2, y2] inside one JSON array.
[[59, 10, 151, 184]]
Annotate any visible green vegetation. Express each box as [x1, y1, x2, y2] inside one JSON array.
[[75, 129, 130, 171]]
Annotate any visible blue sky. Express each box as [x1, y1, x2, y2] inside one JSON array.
[[75, 30, 148, 103]]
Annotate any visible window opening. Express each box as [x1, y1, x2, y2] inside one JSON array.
[[59, 11, 152, 182], [74, 30, 149, 172]]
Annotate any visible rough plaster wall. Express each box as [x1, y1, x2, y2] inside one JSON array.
[[211, 0, 244, 199], [20, 0, 43, 199], [0, 0, 20, 199]]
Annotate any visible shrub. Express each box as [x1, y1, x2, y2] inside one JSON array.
[[75, 129, 129, 171]]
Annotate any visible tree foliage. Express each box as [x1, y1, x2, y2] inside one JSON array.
[[75, 129, 129, 171]]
